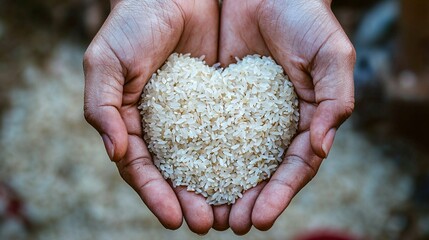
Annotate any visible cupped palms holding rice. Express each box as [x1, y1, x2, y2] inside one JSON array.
[[139, 53, 299, 205]]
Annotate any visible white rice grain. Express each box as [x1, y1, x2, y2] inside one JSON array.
[[139, 53, 299, 205]]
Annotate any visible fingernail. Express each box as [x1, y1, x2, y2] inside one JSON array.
[[101, 134, 114, 161], [322, 128, 336, 158]]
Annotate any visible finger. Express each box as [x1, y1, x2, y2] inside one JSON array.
[[118, 90, 184, 229], [119, 104, 143, 136], [168, 1, 219, 234], [83, 47, 128, 162], [229, 182, 266, 235], [116, 134, 183, 229], [173, 187, 214, 234], [252, 131, 322, 231], [219, 0, 270, 65], [297, 100, 317, 133], [310, 32, 356, 158], [212, 204, 231, 231]]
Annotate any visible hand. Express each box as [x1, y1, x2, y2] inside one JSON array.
[[219, 0, 355, 234], [83, 0, 219, 234]]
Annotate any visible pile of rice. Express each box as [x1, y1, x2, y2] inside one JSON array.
[[139, 53, 299, 205]]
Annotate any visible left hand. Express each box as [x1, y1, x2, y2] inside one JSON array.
[[217, 0, 356, 234], [83, 0, 220, 234]]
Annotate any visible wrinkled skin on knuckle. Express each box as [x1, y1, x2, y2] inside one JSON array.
[[83, 102, 94, 125], [83, 46, 105, 77], [342, 98, 355, 120], [336, 40, 356, 119], [116, 158, 162, 200], [335, 39, 356, 67], [82, 48, 98, 125], [82, 50, 92, 73]]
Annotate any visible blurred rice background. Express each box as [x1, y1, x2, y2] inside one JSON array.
[[0, 0, 428, 239]]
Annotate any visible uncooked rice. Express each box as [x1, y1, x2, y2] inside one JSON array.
[[139, 53, 299, 205]]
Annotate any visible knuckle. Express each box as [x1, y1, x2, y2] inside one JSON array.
[[83, 103, 94, 124], [338, 40, 356, 63], [118, 156, 152, 181], [288, 155, 318, 179], [322, 31, 356, 65], [83, 47, 97, 72], [83, 43, 111, 73], [343, 99, 355, 118]]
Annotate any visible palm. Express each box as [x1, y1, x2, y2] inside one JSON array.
[[219, 0, 355, 234], [84, 0, 219, 233], [84, 0, 355, 234], [221, 0, 352, 131]]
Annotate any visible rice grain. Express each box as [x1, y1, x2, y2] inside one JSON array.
[[139, 53, 299, 205]]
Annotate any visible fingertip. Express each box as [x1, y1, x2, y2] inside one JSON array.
[[212, 224, 229, 231], [310, 125, 329, 158], [310, 119, 329, 158], [251, 207, 275, 231], [212, 205, 230, 231], [156, 190, 183, 229], [84, 104, 129, 161], [230, 207, 252, 235], [231, 228, 251, 236], [252, 222, 273, 232], [310, 101, 342, 158], [229, 183, 265, 235], [322, 128, 336, 157], [101, 130, 128, 162], [186, 207, 213, 234], [250, 181, 292, 232], [161, 209, 183, 230], [252, 218, 273, 231], [116, 134, 183, 230], [144, 184, 183, 230], [174, 188, 214, 234], [230, 222, 252, 236], [186, 211, 213, 234], [230, 218, 252, 235]]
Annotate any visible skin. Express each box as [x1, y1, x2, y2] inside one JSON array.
[[219, 0, 355, 234], [83, 0, 355, 235], [83, 0, 219, 234]]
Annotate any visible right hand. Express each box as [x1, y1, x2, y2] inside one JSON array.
[[83, 0, 219, 234], [219, 0, 355, 234]]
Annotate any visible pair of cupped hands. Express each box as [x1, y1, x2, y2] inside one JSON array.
[[83, 0, 355, 235]]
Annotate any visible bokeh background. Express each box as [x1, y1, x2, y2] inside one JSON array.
[[0, 0, 428, 239]]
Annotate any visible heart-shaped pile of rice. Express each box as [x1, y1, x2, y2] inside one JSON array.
[[139, 53, 299, 205]]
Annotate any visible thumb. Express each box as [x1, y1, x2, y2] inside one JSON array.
[[310, 99, 353, 158], [310, 35, 356, 158], [83, 46, 128, 162]]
